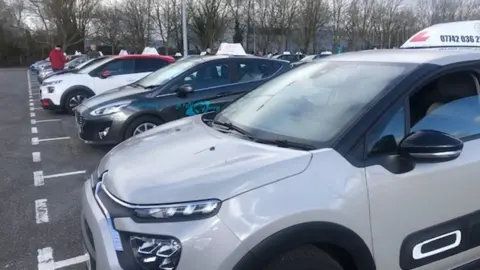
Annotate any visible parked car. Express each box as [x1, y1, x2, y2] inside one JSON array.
[[40, 54, 175, 114], [82, 21, 480, 270], [30, 59, 49, 73], [291, 52, 333, 68], [40, 56, 109, 84], [272, 52, 305, 63], [75, 54, 290, 144], [38, 55, 89, 83]]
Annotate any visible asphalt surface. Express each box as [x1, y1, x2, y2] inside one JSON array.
[[0, 68, 112, 270]]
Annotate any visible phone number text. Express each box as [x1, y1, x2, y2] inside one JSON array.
[[440, 35, 480, 43]]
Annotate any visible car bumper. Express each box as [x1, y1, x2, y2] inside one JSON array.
[[75, 112, 123, 145], [81, 180, 243, 270], [40, 85, 62, 108]]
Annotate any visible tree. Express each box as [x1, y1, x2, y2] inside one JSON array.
[[297, 0, 329, 52], [189, 0, 229, 50]]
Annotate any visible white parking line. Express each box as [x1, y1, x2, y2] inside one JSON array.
[[54, 254, 89, 269], [30, 107, 34, 111], [29, 98, 33, 102], [37, 247, 54, 270], [37, 247, 89, 270], [32, 127, 38, 134], [43, 170, 87, 179], [30, 102, 34, 106], [34, 171, 44, 186], [36, 119, 61, 123], [35, 199, 49, 224], [27, 70, 31, 91], [33, 152, 41, 162], [30, 112, 36, 118], [32, 137, 70, 145]]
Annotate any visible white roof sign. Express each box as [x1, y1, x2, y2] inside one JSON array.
[[401, 20, 480, 49], [142, 47, 159, 55], [175, 52, 182, 57], [283, 51, 291, 55], [74, 51, 82, 55], [320, 51, 332, 55], [118, 50, 128, 55], [216, 43, 247, 56], [200, 51, 207, 56]]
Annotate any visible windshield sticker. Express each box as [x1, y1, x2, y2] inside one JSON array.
[[439, 35, 480, 43], [176, 101, 221, 116]]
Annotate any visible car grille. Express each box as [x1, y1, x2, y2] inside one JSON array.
[[76, 112, 85, 127]]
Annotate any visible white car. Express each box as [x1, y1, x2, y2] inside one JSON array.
[[40, 54, 175, 114]]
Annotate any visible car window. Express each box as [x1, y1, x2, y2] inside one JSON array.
[[366, 71, 480, 157], [182, 62, 230, 90], [135, 58, 169, 73], [100, 59, 135, 75], [236, 60, 274, 83], [217, 61, 413, 144]]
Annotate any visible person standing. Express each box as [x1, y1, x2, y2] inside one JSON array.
[[49, 45, 67, 72], [87, 44, 101, 59]]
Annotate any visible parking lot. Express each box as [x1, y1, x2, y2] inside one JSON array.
[[0, 68, 113, 270]]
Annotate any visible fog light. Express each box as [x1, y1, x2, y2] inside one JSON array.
[[47, 86, 54, 93], [98, 127, 110, 139], [130, 236, 181, 270]]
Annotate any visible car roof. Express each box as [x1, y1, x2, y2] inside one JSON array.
[[115, 54, 175, 62], [322, 48, 480, 66], [198, 54, 289, 64]]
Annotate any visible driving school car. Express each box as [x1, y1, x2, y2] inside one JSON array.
[[74, 47, 290, 145], [82, 21, 480, 270]]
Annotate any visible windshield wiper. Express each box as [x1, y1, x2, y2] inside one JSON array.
[[143, 84, 161, 89], [212, 119, 252, 137], [253, 138, 316, 150]]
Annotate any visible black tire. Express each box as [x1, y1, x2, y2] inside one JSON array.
[[64, 90, 92, 115], [262, 245, 343, 270], [123, 116, 164, 140]]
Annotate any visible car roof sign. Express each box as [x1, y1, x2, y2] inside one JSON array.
[[216, 43, 247, 56], [142, 47, 159, 55], [118, 50, 128, 55], [401, 20, 480, 49]]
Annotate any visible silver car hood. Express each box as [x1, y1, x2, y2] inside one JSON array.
[[98, 116, 312, 204]]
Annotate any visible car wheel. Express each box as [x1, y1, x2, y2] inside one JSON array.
[[124, 116, 163, 140], [64, 90, 91, 115], [262, 245, 343, 270]]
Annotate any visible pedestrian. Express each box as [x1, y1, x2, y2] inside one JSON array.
[[87, 44, 101, 59], [49, 45, 67, 72]]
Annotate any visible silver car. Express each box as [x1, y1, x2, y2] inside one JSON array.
[[81, 22, 480, 270]]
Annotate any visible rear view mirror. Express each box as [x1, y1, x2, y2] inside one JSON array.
[[399, 130, 463, 162], [100, 70, 112, 78], [176, 84, 194, 97]]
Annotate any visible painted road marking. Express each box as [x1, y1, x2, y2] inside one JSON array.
[[37, 247, 54, 270], [32, 137, 70, 145], [30, 102, 34, 106], [31, 112, 36, 117], [37, 247, 89, 270], [43, 170, 87, 179], [27, 70, 31, 91], [32, 152, 41, 162], [30, 107, 34, 111], [31, 119, 36, 124], [35, 199, 49, 224], [54, 254, 89, 269], [29, 98, 33, 102], [34, 171, 44, 186], [32, 127, 38, 134], [36, 119, 61, 123]]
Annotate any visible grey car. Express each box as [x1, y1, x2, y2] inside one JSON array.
[[81, 22, 480, 270]]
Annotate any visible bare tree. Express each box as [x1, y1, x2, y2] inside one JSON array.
[[297, 0, 329, 52], [120, 0, 153, 51], [92, 4, 124, 53], [152, 0, 179, 54], [330, 0, 347, 51], [189, 0, 229, 50], [255, 0, 278, 53]]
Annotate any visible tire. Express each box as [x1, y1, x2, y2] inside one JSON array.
[[64, 90, 92, 115], [123, 116, 164, 140], [262, 245, 344, 270]]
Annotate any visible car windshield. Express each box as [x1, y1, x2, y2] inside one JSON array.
[[216, 61, 415, 146], [135, 58, 202, 89], [77, 57, 112, 74]]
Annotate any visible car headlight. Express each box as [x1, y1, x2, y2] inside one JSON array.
[[134, 199, 221, 220], [90, 101, 131, 116], [130, 236, 181, 270], [43, 80, 62, 86]]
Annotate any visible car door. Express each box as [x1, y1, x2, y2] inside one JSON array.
[[134, 58, 170, 80], [92, 58, 135, 94], [152, 59, 235, 122], [364, 69, 480, 270]]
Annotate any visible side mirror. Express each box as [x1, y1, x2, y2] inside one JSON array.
[[399, 130, 463, 162], [100, 70, 112, 78], [176, 84, 194, 97]]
